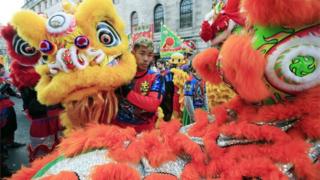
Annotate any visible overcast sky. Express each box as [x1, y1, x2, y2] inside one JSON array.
[[0, 0, 25, 25]]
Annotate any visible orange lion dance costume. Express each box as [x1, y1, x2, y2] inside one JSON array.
[[10, 0, 320, 179]]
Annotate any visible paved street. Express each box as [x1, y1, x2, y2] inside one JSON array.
[[4, 97, 30, 173]]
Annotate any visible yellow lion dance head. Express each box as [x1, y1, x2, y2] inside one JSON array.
[[10, 0, 136, 132]]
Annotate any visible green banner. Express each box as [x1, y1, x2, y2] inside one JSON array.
[[160, 25, 185, 60]]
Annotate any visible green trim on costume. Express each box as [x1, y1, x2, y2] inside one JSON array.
[[252, 26, 295, 53], [33, 155, 65, 179]]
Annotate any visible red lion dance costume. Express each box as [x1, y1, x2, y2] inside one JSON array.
[[10, 0, 320, 179], [1, 25, 62, 161]]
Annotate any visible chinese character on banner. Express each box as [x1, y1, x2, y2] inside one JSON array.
[[131, 24, 154, 44]]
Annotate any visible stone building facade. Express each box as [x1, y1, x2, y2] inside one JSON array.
[[22, 0, 63, 16], [113, 0, 212, 54], [22, 0, 213, 54]]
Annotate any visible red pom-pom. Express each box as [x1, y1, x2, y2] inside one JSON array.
[[200, 21, 213, 42]]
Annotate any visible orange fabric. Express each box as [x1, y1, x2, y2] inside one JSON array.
[[242, 0, 320, 27], [220, 34, 270, 102], [192, 48, 221, 84], [200, 87, 320, 179]]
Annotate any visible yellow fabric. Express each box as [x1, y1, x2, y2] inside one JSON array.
[[62, 0, 78, 14], [171, 68, 189, 112], [155, 107, 164, 128], [206, 82, 235, 108], [11, 10, 46, 48]]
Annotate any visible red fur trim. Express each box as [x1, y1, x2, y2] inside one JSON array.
[[188, 109, 210, 137], [145, 173, 178, 180], [227, 86, 320, 139], [181, 164, 201, 180], [41, 171, 78, 180], [159, 119, 181, 136], [200, 21, 213, 42], [219, 122, 291, 142], [9, 151, 60, 180], [1, 24, 16, 43], [228, 157, 285, 179], [170, 133, 206, 165], [59, 124, 137, 157], [90, 163, 140, 180], [192, 48, 222, 84], [242, 0, 320, 27], [10, 61, 40, 89], [142, 131, 177, 167], [220, 34, 270, 102]]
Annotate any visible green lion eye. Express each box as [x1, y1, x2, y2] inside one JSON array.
[[289, 55, 316, 77]]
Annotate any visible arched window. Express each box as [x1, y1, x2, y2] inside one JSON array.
[[154, 4, 164, 33], [130, 11, 138, 34], [180, 0, 192, 28]]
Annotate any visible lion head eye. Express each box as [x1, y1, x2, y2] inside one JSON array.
[[96, 22, 121, 47], [13, 35, 38, 56]]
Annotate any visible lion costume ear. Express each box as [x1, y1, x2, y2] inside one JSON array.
[[241, 0, 320, 27], [75, 0, 128, 53], [192, 48, 222, 84], [11, 10, 46, 48], [220, 34, 270, 102]]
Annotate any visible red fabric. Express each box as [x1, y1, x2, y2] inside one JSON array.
[[127, 91, 161, 112], [113, 70, 163, 133], [10, 61, 40, 89], [25, 109, 62, 137], [200, 21, 213, 42], [0, 98, 14, 128], [126, 70, 162, 112], [172, 85, 180, 112], [200, 0, 245, 41], [211, 0, 245, 36], [1, 25, 40, 66], [29, 116, 60, 137], [0, 98, 14, 110], [1, 25, 40, 89]]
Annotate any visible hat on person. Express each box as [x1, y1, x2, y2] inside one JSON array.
[[133, 37, 154, 51]]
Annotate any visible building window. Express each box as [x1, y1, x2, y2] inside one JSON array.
[[41, 1, 45, 11], [130, 11, 138, 34], [154, 4, 164, 33], [180, 0, 193, 28], [38, 4, 41, 12]]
